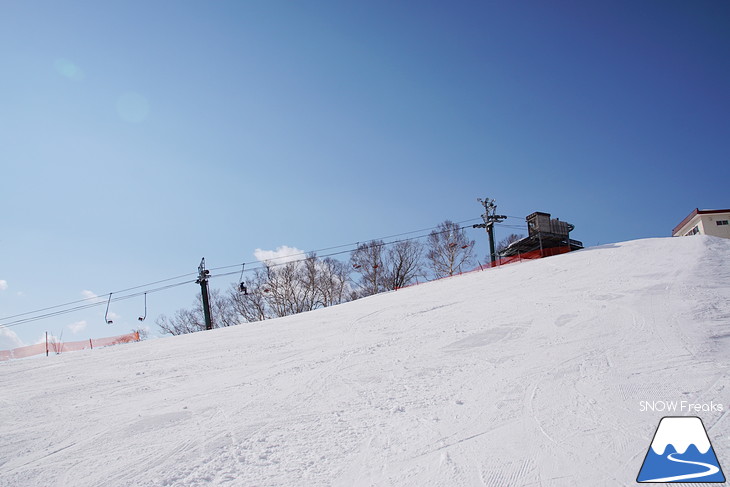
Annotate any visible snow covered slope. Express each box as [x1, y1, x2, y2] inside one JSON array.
[[1, 237, 729, 487]]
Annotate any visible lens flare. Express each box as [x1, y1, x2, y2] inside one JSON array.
[[54, 58, 84, 80]]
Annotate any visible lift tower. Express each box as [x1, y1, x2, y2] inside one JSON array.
[[196, 258, 213, 331], [473, 198, 507, 265]]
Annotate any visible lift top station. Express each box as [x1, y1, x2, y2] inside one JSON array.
[[500, 211, 583, 257]]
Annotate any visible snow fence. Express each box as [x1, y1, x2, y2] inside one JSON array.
[[489, 245, 572, 266], [0, 331, 140, 361], [395, 246, 573, 291]]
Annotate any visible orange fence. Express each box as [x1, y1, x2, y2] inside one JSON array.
[[486, 245, 572, 267], [395, 246, 574, 291], [0, 331, 140, 362]]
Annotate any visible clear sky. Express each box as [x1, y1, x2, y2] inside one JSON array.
[[1, 0, 728, 347]]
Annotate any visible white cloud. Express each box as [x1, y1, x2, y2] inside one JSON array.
[[0, 327, 24, 349], [81, 290, 105, 303], [68, 320, 88, 334], [254, 246, 305, 266], [81, 289, 97, 300], [0, 280, 8, 291]]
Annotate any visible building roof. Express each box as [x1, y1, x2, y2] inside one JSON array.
[[672, 208, 730, 235]]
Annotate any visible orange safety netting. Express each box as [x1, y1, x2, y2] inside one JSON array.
[[395, 246, 574, 290], [487, 245, 573, 267], [0, 331, 140, 362]]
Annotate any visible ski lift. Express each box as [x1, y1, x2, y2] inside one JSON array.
[[138, 292, 147, 322], [238, 263, 248, 295], [104, 293, 114, 324]]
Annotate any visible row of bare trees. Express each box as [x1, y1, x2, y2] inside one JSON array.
[[233, 255, 351, 321], [157, 220, 490, 335], [157, 254, 354, 335]]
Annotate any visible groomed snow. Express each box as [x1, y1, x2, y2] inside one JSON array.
[[1, 236, 729, 486]]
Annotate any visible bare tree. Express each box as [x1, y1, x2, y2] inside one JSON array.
[[350, 240, 385, 297], [131, 326, 149, 340], [48, 331, 64, 354], [497, 233, 524, 254], [156, 307, 201, 336], [316, 257, 351, 307], [382, 240, 423, 290], [426, 220, 475, 278], [298, 254, 322, 311], [157, 288, 237, 335], [210, 287, 240, 328], [269, 253, 353, 315], [229, 269, 270, 323], [229, 253, 352, 321], [160, 253, 354, 336], [262, 260, 309, 317]]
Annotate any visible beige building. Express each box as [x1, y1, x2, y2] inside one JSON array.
[[672, 208, 730, 238]]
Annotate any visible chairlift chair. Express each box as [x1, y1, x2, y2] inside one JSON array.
[[238, 264, 248, 295], [105, 293, 114, 324], [138, 292, 147, 322]]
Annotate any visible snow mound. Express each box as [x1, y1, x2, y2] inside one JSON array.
[[1, 236, 729, 487]]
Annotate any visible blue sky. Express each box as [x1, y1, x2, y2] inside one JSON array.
[[1, 1, 728, 346]]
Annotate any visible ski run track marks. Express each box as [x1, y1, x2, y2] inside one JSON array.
[[1, 236, 729, 486]]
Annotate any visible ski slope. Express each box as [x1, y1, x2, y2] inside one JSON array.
[[1, 236, 729, 486]]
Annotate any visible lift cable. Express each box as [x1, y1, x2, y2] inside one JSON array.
[[208, 222, 480, 282], [0, 280, 195, 329], [0, 216, 488, 330], [208, 217, 483, 274], [0, 271, 198, 323]]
